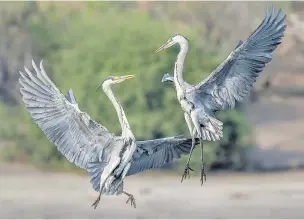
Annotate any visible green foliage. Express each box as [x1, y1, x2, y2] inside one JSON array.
[[0, 2, 39, 105], [0, 2, 253, 172]]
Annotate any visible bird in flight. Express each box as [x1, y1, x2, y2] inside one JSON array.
[[19, 60, 200, 209], [155, 6, 286, 184]]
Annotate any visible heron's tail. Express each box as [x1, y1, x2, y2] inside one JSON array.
[[87, 156, 122, 195], [201, 117, 223, 141], [87, 162, 124, 195], [103, 177, 124, 196]]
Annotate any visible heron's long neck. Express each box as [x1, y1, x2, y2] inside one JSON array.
[[104, 86, 133, 138], [174, 42, 188, 88]]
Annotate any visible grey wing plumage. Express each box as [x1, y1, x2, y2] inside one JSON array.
[[19, 60, 115, 170], [193, 6, 286, 111], [126, 136, 200, 176], [65, 88, 78, 105]]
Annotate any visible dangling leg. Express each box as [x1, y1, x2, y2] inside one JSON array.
[[120, 162, 136, 208], [91, 181, 106, 209], [181, 113, 196, 183], [190, 109, 208, 185], [200, 139, 207, 185], [91, 157, 120, 209], [123, 191, 136, 208], [181, 132, 196, 182]]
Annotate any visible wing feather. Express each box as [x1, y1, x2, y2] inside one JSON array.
[[126, 136, 200, 176], [193, 6, 286, 111], [19, 60, 115, 170]]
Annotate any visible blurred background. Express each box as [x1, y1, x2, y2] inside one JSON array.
[[0, 1, 304, 218]]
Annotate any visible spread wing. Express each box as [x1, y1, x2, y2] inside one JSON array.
[[126, 136, 200, 176], [192, 6, 286, 111], [19, 60, 115, 170]]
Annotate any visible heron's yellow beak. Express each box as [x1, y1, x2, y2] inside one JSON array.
[[154, 39, 175, 53], [113, 75, 135, 83]]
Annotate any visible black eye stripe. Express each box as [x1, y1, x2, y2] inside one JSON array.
[[170, 34, 188, 42], [102, 76, 115, 83]]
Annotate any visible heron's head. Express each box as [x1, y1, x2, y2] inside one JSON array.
[[97, 75, 135, 91], [161, 73, 174, 83], [155, 34, 188, 53]]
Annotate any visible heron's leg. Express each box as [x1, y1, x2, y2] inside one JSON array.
[[181, 113, 195, 183], [91, 157, 120, 209], [123, 191, 136, 208], [200, 139, 206, 185], [91, 179, 107, 210], [181, 132, 196, 182]]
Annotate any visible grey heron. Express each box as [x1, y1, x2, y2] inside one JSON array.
[[19, 60, 200, 209], [155, 6, 286, 184]]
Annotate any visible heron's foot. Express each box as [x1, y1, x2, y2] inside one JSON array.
[[125, 193, 136, 208], [181, 163, 194, 183], [200, 163, 207, 186], [91, 195, 101, 210]]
